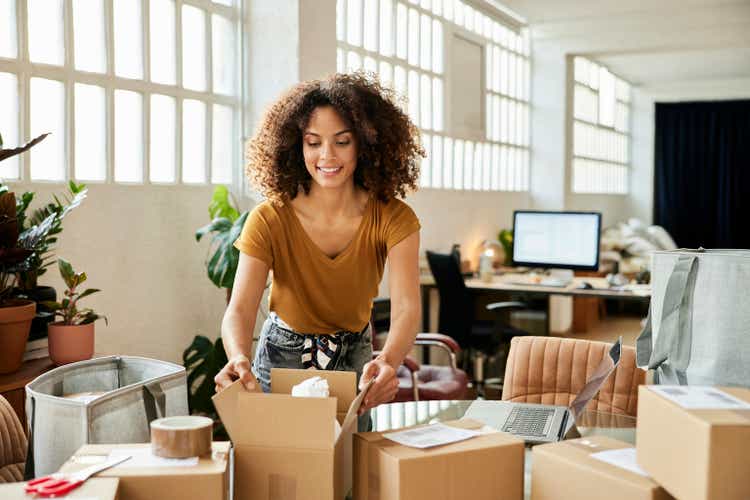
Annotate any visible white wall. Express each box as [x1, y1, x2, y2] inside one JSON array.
[[10, 182, 229, 364]]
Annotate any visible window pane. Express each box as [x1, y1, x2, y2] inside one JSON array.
[[432, 77, 443, 131], [407, 70, 419, 127], [0, 72, 19, 178], [432, 19, 442, 74], [114, 90, 143, 182], [213, 0, 233, 5], [182, 5, 207, 91], [379, 0, 393, 57], [150, 94, 176, 183], [407, 8, 418, 66], [379, 60, 393, 88], [363, 0, 377, 52], [74, 83, 106, 181], [28, 0, 64, 65], [150, 0, 176, 85], [337, 0, 345, 42], [346, 51, 362, 72], [212, 104, 234, 184], [213, 14, 236, 95], [73, 0, 106, 73], [431, 135, 442, 188], [0, 0, 17, 58], [420, 74, 431, 129], [182, 99, 206, 183], [364, 55, 376, 73], [396, 3, 407, 60], [420, 14, 430, 71], [30, 78, 65, 181], [347, 0, 362, 46], [114, 0, 143, 78], [599, 67, 615, 127]]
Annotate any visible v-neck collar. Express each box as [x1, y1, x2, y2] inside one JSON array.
[[285, 196, 373, 265]]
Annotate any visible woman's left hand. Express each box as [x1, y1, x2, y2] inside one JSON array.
[[358, 356, 399, 414]]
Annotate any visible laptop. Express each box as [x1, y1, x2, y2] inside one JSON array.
[[463, 337, 622, 444]]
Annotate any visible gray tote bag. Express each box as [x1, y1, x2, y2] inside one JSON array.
[[636, 248, 750, 386], [25, 355, 188, 477]]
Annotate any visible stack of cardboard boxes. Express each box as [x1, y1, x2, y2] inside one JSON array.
[[27, 372, 750, 500], [531, 385, 750, 500]]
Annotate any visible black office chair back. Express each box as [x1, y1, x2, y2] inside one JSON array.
[[425, 250, 474, 347]]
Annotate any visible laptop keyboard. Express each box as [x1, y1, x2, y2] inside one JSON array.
[[502, 407, 555, 437]]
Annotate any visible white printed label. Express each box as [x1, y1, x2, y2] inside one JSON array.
[[650, 386, 750, 410], [590, 448, 649, 477], [383, 423, 481, 449]]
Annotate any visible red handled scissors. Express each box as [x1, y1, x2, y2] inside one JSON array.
[[25, 455, 131, 497]]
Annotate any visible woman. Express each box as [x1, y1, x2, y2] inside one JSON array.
[[214, 72, 423, 428]]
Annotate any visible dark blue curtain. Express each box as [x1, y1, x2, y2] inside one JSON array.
[[654, 100, 750, 248]]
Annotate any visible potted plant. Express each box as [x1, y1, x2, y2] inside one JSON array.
[[42, 258, 106, 366], [0, 132, 54, 373], [6, 181, 89, 340]]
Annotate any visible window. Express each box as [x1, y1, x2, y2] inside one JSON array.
[[0, 0, 242, 185], [571, 56, 631, 194], [337, 0, 530, 191]]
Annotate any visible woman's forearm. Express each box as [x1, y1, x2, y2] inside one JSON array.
[[221, 308, 256, 360], [377, 300, 420, 369]]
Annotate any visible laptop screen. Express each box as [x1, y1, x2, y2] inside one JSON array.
[[568, 337, 622, 419]]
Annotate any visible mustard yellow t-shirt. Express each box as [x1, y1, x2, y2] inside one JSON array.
[[233, 196, 420, 334]]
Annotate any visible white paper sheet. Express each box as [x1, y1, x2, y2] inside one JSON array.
[[383, 423, 481, 449], [649, 386, 750, 410], [590, 448, 649, 477], [108, 448, 199, 468]]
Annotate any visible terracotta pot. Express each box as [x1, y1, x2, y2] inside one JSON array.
[[48, 322, 95, 366], [0, 299, 36, 374]]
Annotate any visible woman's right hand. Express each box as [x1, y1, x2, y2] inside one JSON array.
[[214, 354, 257, 393]]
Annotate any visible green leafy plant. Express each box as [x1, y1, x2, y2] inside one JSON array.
[[41, 258, 107, 325], [183, 335, 229, 422], [195, 185, 248, 289], [498, 228, 514, 266]]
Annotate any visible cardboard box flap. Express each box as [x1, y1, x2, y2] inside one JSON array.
[[338, 378, 375, 440], [271, 368, 357, 413], [212, 379, 250, 441], [235, 392, 338, 449]]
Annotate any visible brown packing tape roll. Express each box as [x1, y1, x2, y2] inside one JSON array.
[[150, 416, 213, 458]]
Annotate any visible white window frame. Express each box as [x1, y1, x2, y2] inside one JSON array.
[[336, 0, 530, 192], [0, 0, 246, 187], [568, 55, 631, 195]]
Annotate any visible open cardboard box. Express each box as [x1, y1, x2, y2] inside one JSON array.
[[636, 385, 750, 500], [212, 367, 369, 500], [58, 442, 230, 500]]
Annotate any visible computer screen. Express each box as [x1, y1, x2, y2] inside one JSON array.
[[512, 211, 601, 271]]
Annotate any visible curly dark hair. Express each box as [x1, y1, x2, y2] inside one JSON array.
[[245, 72, 424, 204]]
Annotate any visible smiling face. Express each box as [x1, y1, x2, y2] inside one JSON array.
[[301, 105, 358, 192]]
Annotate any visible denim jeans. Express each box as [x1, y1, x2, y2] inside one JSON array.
[[251, 313, 374, 432]]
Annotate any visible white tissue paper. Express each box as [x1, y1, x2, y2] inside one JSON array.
[[291, 376, 330, 398]]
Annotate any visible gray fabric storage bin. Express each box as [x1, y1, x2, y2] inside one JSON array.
[[637, 248, 750, 386], [25, 355, 188, 477]]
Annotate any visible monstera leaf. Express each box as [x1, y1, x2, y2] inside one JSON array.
[[183, 335, 229, 416], [195, 211, 248, 289]]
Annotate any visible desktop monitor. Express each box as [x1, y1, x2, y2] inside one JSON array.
[[512, 211, 601, 271]]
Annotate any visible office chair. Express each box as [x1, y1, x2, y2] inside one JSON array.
[[0, 395, 26, 482], [502, 336, 644, 416], [370, 299, 469, 401], [425, 250, 531, 397]]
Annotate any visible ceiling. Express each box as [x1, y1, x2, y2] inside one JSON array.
[[498, 0, 750, 88]]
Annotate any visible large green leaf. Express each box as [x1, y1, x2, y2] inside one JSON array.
[[195, 217, 233, 242], [208, 186, 240, 222], [205, 211, 247, 288], [183, 335, 229, 415], [58, 258, 75, 289]]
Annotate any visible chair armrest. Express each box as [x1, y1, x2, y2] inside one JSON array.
[[414, 333, 461, 353], [486, 301, 527, 312], [373, 350, 420, 372]]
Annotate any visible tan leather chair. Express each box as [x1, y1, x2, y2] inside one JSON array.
[[0, 395, 27, 483], [501, 336, 644, 417]]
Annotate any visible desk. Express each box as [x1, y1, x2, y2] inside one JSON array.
[[419, 272, 650, 334], [371, 400, 636, 500]]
